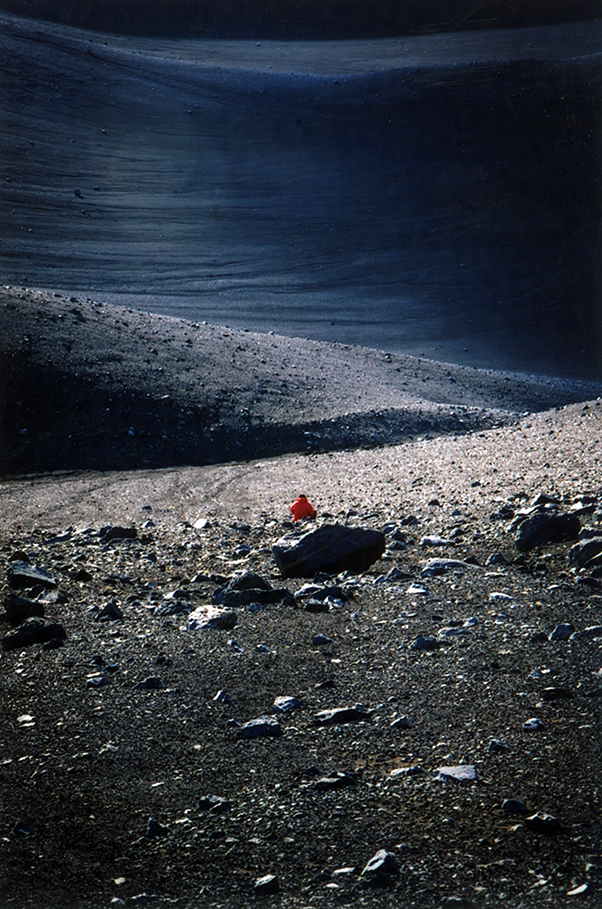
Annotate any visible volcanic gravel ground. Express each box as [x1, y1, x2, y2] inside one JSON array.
[[1, 457, 602, 908]]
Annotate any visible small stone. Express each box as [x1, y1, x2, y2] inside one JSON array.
[[541, 686, 573, 701], [2, 618, 67, 651], [186, 606, 237, 631], [198, 794, 231, 813], [390, 715, 411, 730], [566, 883, 589, 896], [421, 558, 475, 577], [312, 633, 334, 645], [502, 798, 529, 814], [8, 561, 57, 590], [272, 696, 302, 714], [145, 818, 169, 838], [314, 706, 370, 725], [86, 677, 110, 690], [569, 625, 602, 642], [254, 873, 279, 896], [361, 849, 399, 877], [134, 677, 164, 691], [314, 772, 357, 791], [240, 717, 282, 739], [523, 718, 544, 730], [388, 765, 424, 781], [99, 526, 137, 542], [213, 690, 234, 705], [433, 765, 478, 782], [13, 821, 33, 836], [95, 599, 123, 622], [524, 812, 562, 834], [420, 535, 454, 547], [488, 739, 509, 755], [410, 635, 439, 651]]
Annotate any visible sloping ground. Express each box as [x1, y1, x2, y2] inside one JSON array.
[[2, 285, 601, 477], [2, 13, 601, 377]]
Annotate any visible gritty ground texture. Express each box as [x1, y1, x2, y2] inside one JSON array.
[[0, 289, 602, 909]]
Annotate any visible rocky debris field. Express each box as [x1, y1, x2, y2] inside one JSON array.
[[1, 484, 601, 909]]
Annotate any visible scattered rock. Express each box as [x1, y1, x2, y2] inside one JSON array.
[[515, 512, 580, 551], [421, 558, 476, 577], [3, 593, 45, 624], [240, 717, 282, 739], [272, 524, 386, 578], [433, 764, 478, 782], [145, 818, 169, 839], [361, 849, 399, 877], [198, 794, 232, 813], [524, 812, 562, 834], [134, 677, 165, 691], [313, 707, 370, 725], [410, 635, 440, 651], [569, 537, 602, 568], [549, 623, 576, 641], [272, 696, 302, 714], [2, 617, 67, 651], [523, 718, 544, 731], [8, 561, 57, 590], [254, 873, 279, 896], [186, 606, 237, 631], [315, 771, 357, 791]]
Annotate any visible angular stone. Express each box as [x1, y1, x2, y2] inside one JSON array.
[[240, 716, 282, 739], [3, 593, 45, 624], [502, 798, 529, 814], [8, 561, 57, 590], [99, 525, 137, 542], [515, 512, 580, 551], [361, 849, 399, 876], [2, 618, 66, 651], [315, 771, 357, 791], [314, 706, 370, 725], [134, 677, 164, 691], [569, 537, 602, 568], [254, 874, 279, 896], [433, 764, 478, 782], [421, 558, 476, 577], [549, 623, 576, 641], [272, 696, 303, 714], [569, 625, 602, 642], [409, 635, 439, 651], [524, 812, 562, 834], [186, 606, 237, 631], [272, 524, 386, 578]]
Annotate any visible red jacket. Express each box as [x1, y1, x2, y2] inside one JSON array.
[[290, 496, 316, 522]]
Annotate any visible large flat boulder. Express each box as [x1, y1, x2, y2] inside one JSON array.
[[272, 524, 386, 579]]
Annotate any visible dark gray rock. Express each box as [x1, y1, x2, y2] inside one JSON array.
[[254, 874, 279, 896], [198, 794, 232, 813], [272, 524, 386, 578], [314, 706, 370, 725], [410, 635, 440, 652], [8, 561, 57, 590], [272, 696, 302, 714], [86, 677, 110, 690], [569, 537, 602, 567], [421, 558, 476, 577], [145, 818, 169, 838], [502, 799, 529, 814], [134, 677, 165, 691], [515, 512, 581, 551], [2, 617, 66, 651], [361, 849, 399, 877], [95, 599, 123, 621], [541, 686, 573, 701], [569, 625, 602, 642], [549, 623, 576, 641], [488, 739, 509, 755], [524, 812, 562, 834], [315, 771, 357, 791], [3, 593, 45, 624], [240, 716, 282, 739], [99, 525, 137, 542]]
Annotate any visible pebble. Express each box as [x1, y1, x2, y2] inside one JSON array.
[[134, 677, 164, 691], [502, 798, 529, 814], [523, 718, 544, 730], [488, 739, 509, 754], [388, 766, 424, 781], [145, 817, 169, 838], [312, 633, 334, 645], [421, 558, 475, 577]]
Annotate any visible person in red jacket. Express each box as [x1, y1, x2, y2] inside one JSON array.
[[290, 494, 316, 522]]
